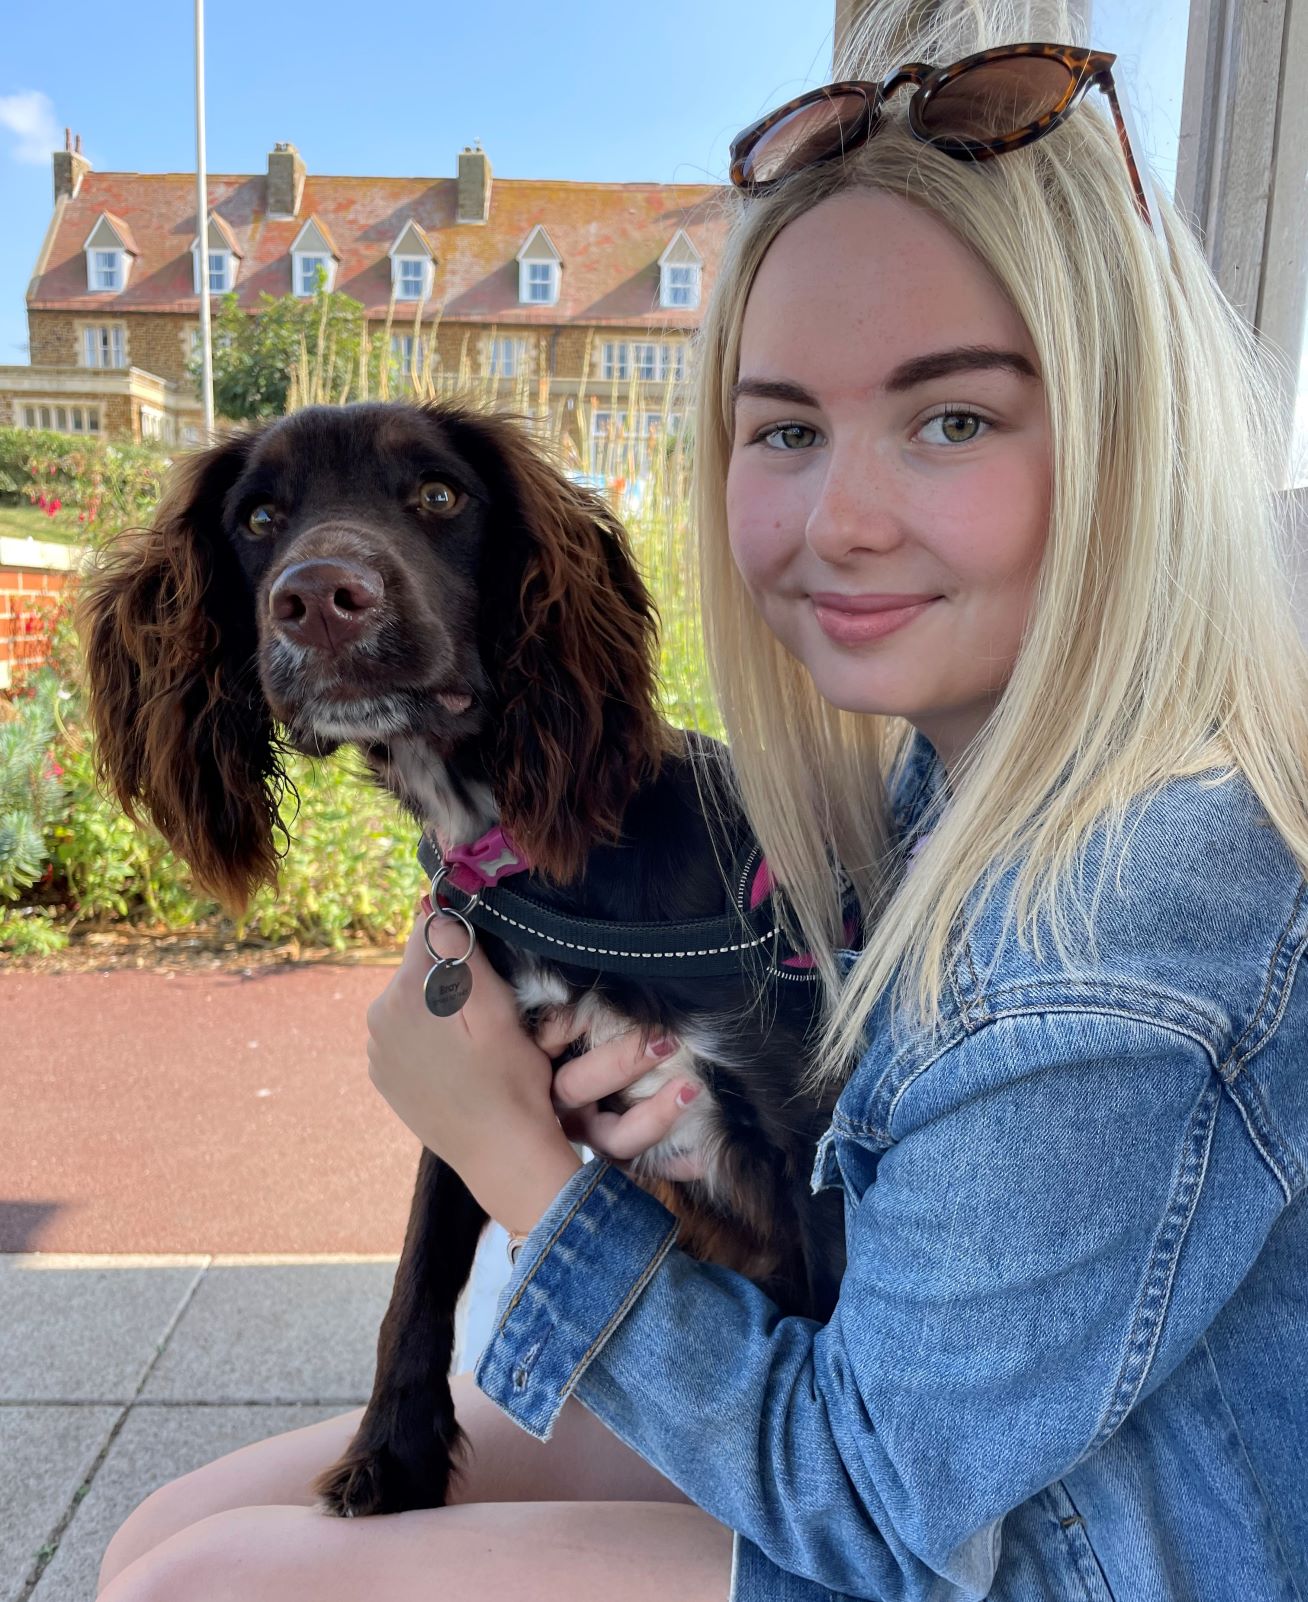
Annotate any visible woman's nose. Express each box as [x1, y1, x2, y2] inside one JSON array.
[[804, 442, 907, 562]]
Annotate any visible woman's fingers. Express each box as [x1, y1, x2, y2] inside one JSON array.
[[551, 1030, 679, 1110], [566, 1076, 701, 1165]]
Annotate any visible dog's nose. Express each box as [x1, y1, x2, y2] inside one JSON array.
[[268, 560, 384, 652]]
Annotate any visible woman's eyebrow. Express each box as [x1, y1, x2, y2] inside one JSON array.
[[731, 348, 1039, 411]]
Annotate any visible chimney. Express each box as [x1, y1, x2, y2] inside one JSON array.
[[53, 128, 91, 203], [456, 143, 492, 224], [267, 142, 306, 219]]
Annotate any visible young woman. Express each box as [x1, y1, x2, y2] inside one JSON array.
[[98, 2, 1308, 1597]]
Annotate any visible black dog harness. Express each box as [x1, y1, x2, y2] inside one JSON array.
[[414, 826, 847, 1015]]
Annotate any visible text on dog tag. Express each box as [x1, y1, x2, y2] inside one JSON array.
[[424, 962, 473, 1017]]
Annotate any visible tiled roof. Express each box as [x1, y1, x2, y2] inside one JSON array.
[[30, 169, 733, 327]]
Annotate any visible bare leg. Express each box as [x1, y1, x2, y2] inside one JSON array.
[[100, 1499, 733, 1602], [97, 1373, 695, 1594]]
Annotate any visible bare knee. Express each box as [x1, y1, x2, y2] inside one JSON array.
[[97, 1409, 366, 1594], [99, 1507, 304, 1602]]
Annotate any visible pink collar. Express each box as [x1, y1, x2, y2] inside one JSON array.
[[442, 826, 533, 895]]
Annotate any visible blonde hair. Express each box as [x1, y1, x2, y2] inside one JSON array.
[[690, 0, 1308, 1077]]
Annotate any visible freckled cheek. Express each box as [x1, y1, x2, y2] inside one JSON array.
[[726, 465, 807, 591]]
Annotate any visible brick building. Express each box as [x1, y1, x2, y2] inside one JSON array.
[[0, 136, 730, 459]]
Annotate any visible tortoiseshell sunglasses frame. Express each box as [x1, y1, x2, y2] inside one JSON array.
[[729, 42, 1153, 228]]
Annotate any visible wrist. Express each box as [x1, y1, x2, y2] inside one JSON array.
[[465, 1129, 583, 1240]]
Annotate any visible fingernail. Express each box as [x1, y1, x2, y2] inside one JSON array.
[[676, 1082, 700, 1108], [647, 1036, 678, 1059], [420, 894, 433, 915]]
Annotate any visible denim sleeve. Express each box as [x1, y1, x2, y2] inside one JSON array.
[[475, 1013, 1286, 1601]]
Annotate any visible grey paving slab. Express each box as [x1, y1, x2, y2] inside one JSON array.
[[1, 1405, 119, 1602], [0, 1257, 206, 1403], [30, 1404, 344, 1602], [140, 1261, 398, 1404]]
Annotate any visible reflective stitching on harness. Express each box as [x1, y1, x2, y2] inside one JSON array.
[[471, 897, 778, 960]]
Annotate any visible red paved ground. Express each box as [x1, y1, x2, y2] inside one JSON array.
[[0, 964, 423, 1254]]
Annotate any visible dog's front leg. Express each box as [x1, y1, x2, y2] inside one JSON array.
[[314, 1147, 487, 1515]]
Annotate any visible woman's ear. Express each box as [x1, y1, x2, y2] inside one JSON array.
[[77, 428, 286, 912], [446, 412, 666, 883]]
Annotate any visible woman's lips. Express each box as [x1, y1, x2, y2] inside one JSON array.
[[810, 593, 940, 643]]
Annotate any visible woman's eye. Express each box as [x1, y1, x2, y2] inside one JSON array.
[[758, 423, 820, 451], [919, 411, 989, 445], [418, 480, 461, 515], [246, 504, 279, 536]]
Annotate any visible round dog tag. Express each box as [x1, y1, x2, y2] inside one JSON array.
[[424, 962, 473, 1017]]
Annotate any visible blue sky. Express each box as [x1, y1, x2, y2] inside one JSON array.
[[0, 0, 1190, 368]]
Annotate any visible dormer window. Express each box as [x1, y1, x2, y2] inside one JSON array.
[[190, 213, 242, 296], [92, 250, 122, 290], [658, 230, 703, 310], [83, 213, 138, 294], [524, 262, 557, 303], [388, 221, 435, 302], [290, 216, 340, 297], [297, 254, 330, 295], [517, 226, 561, 306]]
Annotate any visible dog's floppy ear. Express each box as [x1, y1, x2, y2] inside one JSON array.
[[447, 411, 666, 883], [77, 429, 286, 912]]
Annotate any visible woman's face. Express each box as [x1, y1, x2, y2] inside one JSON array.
[[726, 189, 1052, 771]]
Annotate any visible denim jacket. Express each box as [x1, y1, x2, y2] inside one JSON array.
[[477, 735, 1308, 1601]]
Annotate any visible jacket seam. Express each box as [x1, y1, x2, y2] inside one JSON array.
[[1221, 1079, 1300, 1203], [1086, 1075, 1221, 1451], [833, 1007, 1220, 1143], [494, 1161, 610, 1333], [1221, 878, 1308, 1075], [1197, 1335, 1305, 1602], [561, 1223, 678, 1398]]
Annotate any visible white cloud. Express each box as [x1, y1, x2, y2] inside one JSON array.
[[0, 89, 60, 165]]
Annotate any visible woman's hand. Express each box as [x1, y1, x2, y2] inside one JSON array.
[[541, 1014, 707, 1182], [366, 900, 582, 1237]]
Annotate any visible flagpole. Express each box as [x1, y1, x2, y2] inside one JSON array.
[[195, 0, 215, 436]]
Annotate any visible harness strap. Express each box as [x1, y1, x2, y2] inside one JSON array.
[[416, 831, 808, 980]]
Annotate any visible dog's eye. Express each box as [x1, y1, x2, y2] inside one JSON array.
[[247, 504, 280, 537], [418, 481, 461, 516]]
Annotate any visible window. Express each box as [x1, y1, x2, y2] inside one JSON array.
[[591, 409, 628, 441], [390, 335, 429, 382], [207, 252, 230, 293], [91, 249, 121, 292], [487, 338, 526, 378], [21, 403, 100, 434], [140, 406, 166, 441], [525, 261, 556, 304], [662, 264, 700, 309], [630, 343, 686, 382], [395, 258, 428, 300], [297, 255, 330, 296], [82, 326, 126, 369], [602, 342, 630, 381]]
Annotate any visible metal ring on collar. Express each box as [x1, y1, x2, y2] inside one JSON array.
[[423, 904, 478, 967], [428, 863, 483, 917]]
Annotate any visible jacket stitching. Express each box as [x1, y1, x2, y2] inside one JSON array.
[[494, 1162, 610, 1333], [1088, 1077, 1221, 1451], [562, 1224, 679, 1397], [1197, 1335, 1305, 1602], [1222, 878, 1308, 1074], [833, 1007, 1219, 1143], [1222, 1078, 1300, 1202]]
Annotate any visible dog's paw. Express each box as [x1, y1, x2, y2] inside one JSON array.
[[313, 1427, 461, 1518]]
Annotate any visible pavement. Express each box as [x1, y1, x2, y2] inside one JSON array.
[[0, 962, 515, 1602]]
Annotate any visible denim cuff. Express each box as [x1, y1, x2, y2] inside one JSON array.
[[474, 1158, 679, 1439]]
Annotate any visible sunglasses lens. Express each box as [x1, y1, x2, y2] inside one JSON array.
[[919, 55, 1076, 142], [741, 89, 870, 187]]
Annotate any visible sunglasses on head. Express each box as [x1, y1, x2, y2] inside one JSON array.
[[729, 43, 1163, 242]]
